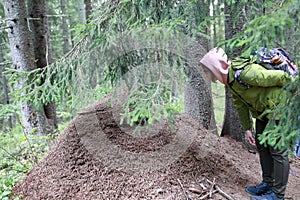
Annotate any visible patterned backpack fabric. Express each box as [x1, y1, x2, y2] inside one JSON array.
[[234, 47, 299, 89], [253, 47, 298, 77]]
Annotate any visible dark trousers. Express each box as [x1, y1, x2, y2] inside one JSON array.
[[255, 118, 290, 198]]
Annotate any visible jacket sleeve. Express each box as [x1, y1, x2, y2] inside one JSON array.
[[240, 63, 294, 87], [231, 93, 252, 131]]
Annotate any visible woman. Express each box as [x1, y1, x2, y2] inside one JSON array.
[[200, 47, 294, 200]]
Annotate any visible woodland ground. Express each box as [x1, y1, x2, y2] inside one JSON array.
[[11, 97, 300, 200]]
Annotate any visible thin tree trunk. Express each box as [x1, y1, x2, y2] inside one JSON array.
[[3, 0, 49, 136], [0, 72, 12, 129], [84, 0, 92, 22], [27, 0, 58, 130], [0, 33, 13, 129], [78, 0, 86, 24], [60, 0, 70, 54]]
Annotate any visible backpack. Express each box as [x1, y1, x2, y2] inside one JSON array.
[[234, 47, 299, 88], [254, 47, 298, 77]]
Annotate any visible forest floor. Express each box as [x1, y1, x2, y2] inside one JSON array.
[[12, 96, 300, 200]]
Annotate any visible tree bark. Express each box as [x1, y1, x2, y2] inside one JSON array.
[[221, 88, 243, 140], [60, 0, 70, 54], [84, 0, 92, 22], [78, 0, 86, 24], [184, 67, 213, 130], [0, 32, 13, 129], [27, 0, 58, 130], [3, 0, 49, 136], [183, 0, 216, 133], [222, 0, 250, 141]]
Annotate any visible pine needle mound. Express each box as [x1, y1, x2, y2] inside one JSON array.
[[12, 97, 300, 200]]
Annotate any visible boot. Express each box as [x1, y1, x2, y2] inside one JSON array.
[[246, 182, 271, 196]]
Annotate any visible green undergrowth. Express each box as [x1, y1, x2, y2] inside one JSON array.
[[0, 126, 61, 199]]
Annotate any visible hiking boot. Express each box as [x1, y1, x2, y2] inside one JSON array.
[[246, 182, 271, 196], [251, 190, 284, 200]]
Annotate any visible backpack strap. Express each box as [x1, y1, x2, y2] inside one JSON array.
[[234, 68, 251, 89], [230, 57, 253, 88], [254, 47, 299, 78], [228, 83, 260, 118]]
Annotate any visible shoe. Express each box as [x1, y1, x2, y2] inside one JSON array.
[[251, 190, 284, 200], [246, 182, 271, 195]]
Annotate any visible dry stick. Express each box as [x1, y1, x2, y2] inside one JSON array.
[[115, 179, 126, 200], [199, 189, 218, 200], [188, 187, 202, 195], [206, 178, 235, 200], [177, 178, 191, 200], [196, 177, 207, 190], [209, 178, 216, 198]]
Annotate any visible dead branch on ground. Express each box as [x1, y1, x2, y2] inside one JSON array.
[[205, 178, 235, 200], [177, 178, 192, 200]]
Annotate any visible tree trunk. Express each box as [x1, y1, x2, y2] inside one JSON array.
[[0, 32, 13, 129], [3, 0, 49, 136], [78, 0, 86, 24], [27, 0, 58, 130], [184, 67, 213, 131], [84, 0, 92, 22], [60, 0, 70, 54], [222, 0, 249, 141], [183, 0, 216, 133], [221, 88, 243, 140]]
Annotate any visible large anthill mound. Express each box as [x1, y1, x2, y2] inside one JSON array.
[[12, 97, 300, 200]]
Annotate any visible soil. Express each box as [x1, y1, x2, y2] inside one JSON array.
[[12, 97, 300, 200]]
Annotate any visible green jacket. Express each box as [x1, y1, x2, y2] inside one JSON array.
[[227, 57, 294, 131]]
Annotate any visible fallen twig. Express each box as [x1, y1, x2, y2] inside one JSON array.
[[188, 187, 202, 194], [206, 178, 235, 200], [177, 178, 192, 200], [199, 189, 218, 200], [209, 178, 216, 198], [115, 179, 126, 200], [196, 177, 207, 190]]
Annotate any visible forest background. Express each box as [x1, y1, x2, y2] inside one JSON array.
[[0, 0, 299, 199]]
